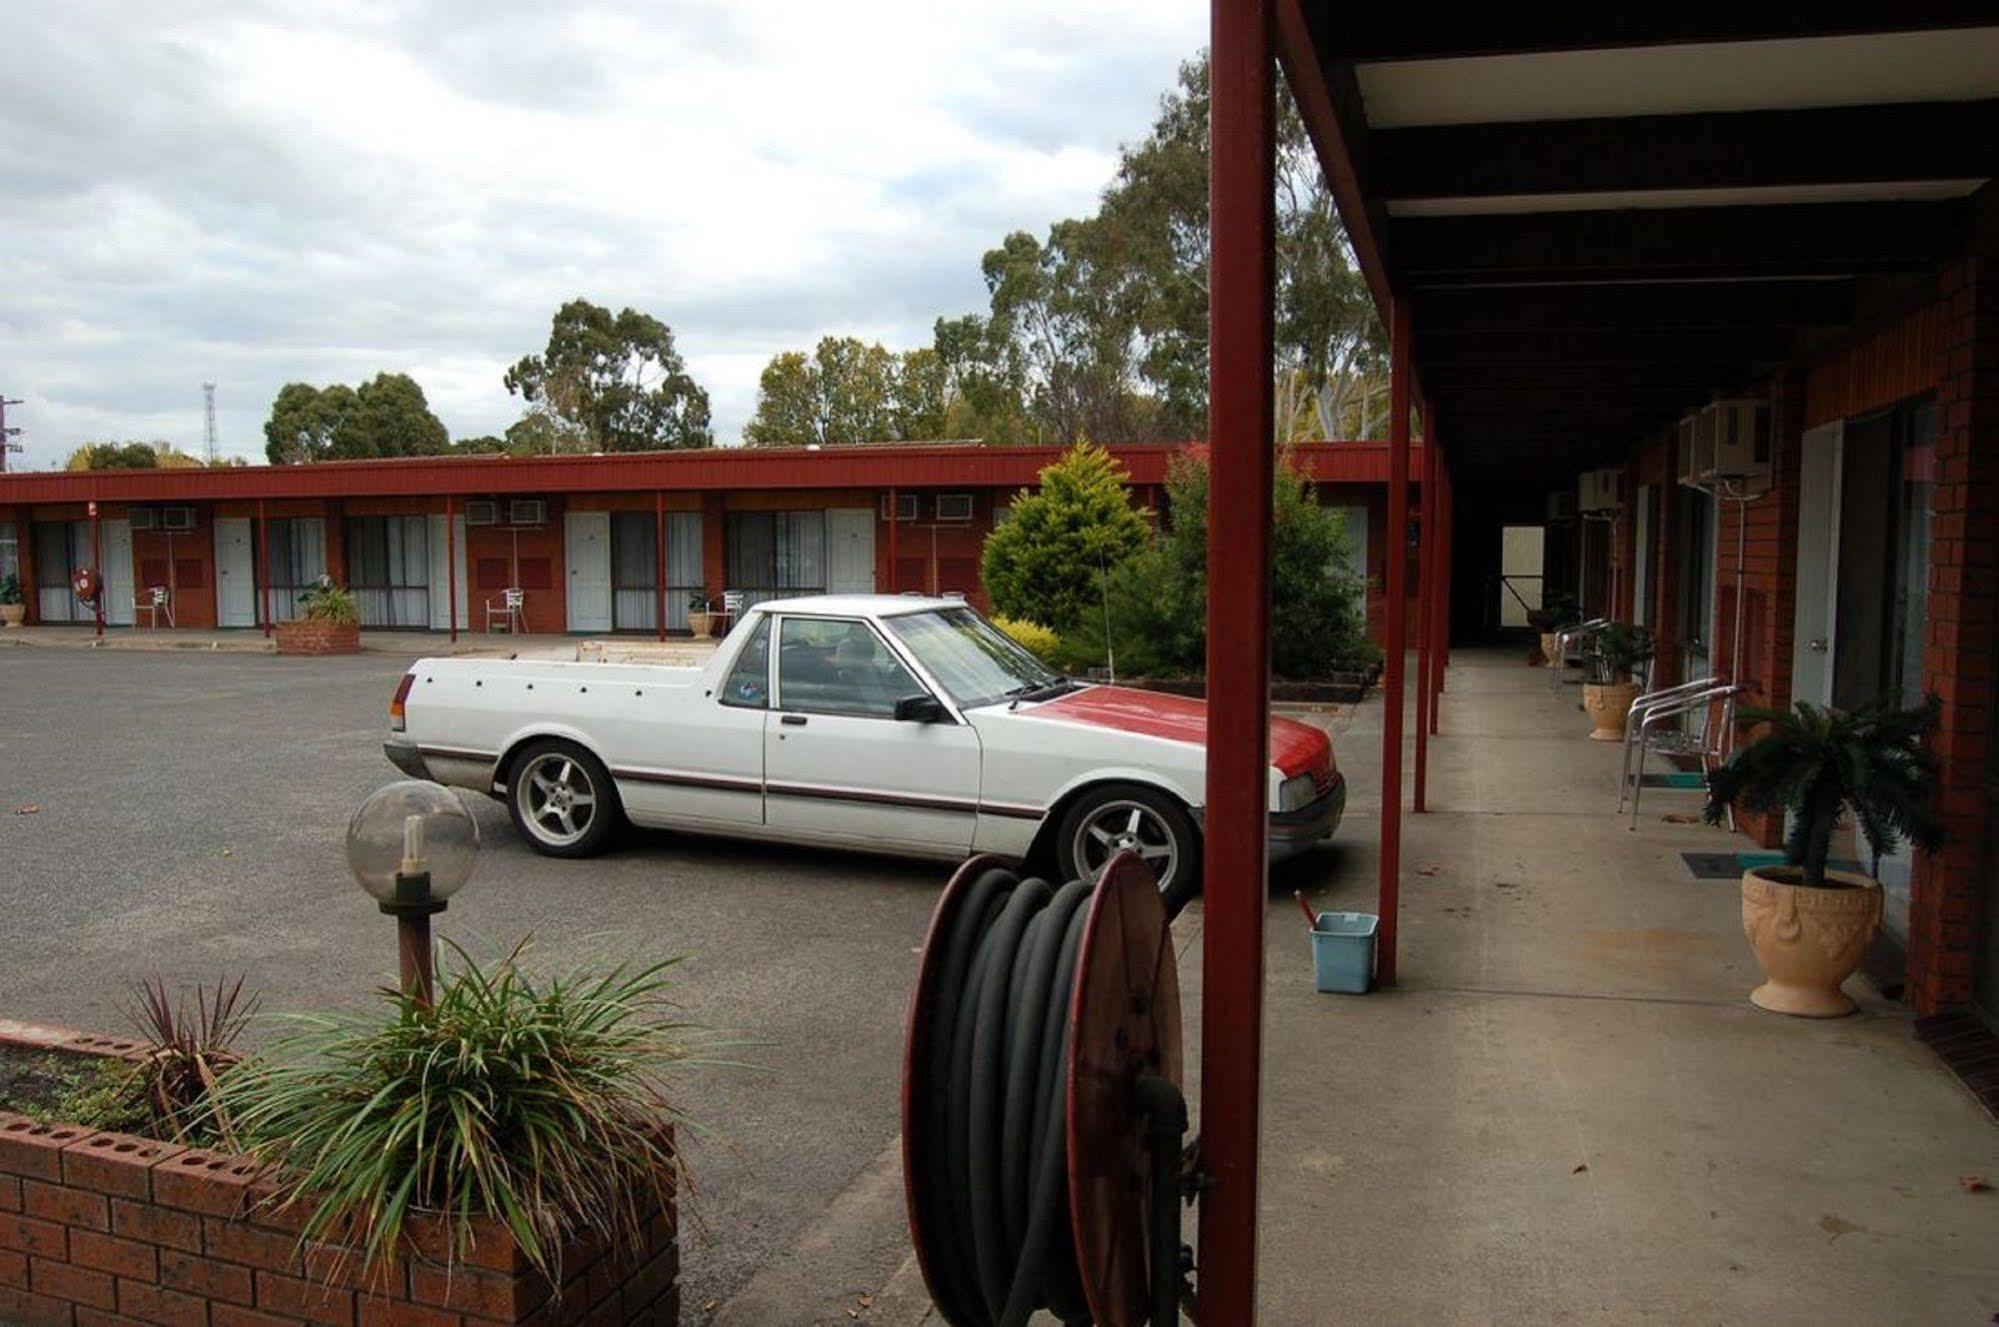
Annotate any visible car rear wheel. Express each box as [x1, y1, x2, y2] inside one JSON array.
[[507, 740, 623, 858], [1055, 783, 1202, 914]]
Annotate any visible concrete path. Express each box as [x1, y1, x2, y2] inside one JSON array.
[[0, 623, 719, 662]]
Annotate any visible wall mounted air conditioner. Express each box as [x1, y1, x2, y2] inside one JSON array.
[[1676, 411, 1714, 487], [128, 507, 156, 531], [160, 507, 196, 531], [509, 499, 546, 526], [465, 499, 499, 526], [1589, 467, 1625, 513], [1705, 398, 1772, 489], [935, 493, 973, 522], [881, 493, 918, 522], [1546, 490, 1577, 522], [1577, 471, 1599, 514]]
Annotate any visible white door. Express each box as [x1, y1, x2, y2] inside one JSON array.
[[1790, 423, 1844, 707], [1631, 486, 1653, 630], [101, 520, 135, 626], [215, 518, 256, 627], [826, 508, 876, 595], [1335, 505, 1369, 614], [426, 514, 470, 631], [564, 510, 613, 633], [764, 614, 982, 852]]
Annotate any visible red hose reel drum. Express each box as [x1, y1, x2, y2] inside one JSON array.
[[71, 567, 102, 605]]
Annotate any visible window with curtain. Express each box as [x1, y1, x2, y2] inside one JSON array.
[[266, 517, 328, 621], [611, 512, 658, 632], [344, 516, 429, 627], [34, 522, 85, 622], [0, 522, 18, 581], [726, 511, 826, 609]]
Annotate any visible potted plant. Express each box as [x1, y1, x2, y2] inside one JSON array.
[[1531, 591, 1580, 668], [1579, 621, 1654, 740], [0, 572, 24, 627], [276, 578, 362, 655], [687, 592, 716, 638], [1704, 698, 1942, 1017]]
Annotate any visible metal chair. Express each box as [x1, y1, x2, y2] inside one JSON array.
[[135, 586, 172, 629], [485, 587, 525, 634], [1549, 617, 1611, 691], [1619, 680, 1743, 830]]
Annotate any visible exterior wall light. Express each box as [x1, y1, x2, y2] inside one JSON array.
[[345, 779, 479, 1007]]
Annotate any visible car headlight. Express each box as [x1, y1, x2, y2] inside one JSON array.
[[1278, 772, 1317, 812]]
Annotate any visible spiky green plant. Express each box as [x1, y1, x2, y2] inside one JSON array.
[[220, 942, 700, 1281], [1581, 621, 1654, 685], [1703, 698, 1943, 887]]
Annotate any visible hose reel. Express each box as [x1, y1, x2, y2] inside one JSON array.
[[902, 852, 1193, 1326]]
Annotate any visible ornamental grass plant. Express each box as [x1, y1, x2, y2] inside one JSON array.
[[222, 941, 702, 1281]]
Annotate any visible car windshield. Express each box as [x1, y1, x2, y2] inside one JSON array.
[[884, 607, 1066, 710]]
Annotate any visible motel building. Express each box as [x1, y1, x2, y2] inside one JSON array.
[[0, 440, 1415, 641]]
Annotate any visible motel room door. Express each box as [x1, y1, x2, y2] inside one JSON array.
[[1789, 422, 1843, 708], [214, 518, 257, 627], [100, 519, 136, 626], [564, 510, 613, 633], [826, 508, 876, 595]]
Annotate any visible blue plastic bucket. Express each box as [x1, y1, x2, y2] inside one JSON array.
[[1310, 911, 1378, 994]]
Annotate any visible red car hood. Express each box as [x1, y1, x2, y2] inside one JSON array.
[[1025, 685, 1333, 779]]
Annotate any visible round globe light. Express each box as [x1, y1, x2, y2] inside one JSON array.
[[345, 780, 479, 906]]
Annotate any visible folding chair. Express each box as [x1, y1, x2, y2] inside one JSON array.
[[1620, 680, 1744, 830]]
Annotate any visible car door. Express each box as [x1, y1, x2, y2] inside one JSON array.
[[764, 614, 982, 853], [611, 616, 773, 829]]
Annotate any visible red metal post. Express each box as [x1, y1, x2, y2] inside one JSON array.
[[655, 490, 667, 641], [1433, 456, 1451, 719], [257, 498, 271, 638], [446, 494, 458, 643], [1379, 294, 1411, 986], [1413, 405, 1434, 813], [90, 499, 103, 638], [1198, 0, 1275, 1319]]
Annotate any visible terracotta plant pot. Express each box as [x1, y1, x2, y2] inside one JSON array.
[[0, 603, 23, 628], [1581, 680, 1640, 741], [1540, 632, 1559, 667], [1739, 867, 1882, 1017]]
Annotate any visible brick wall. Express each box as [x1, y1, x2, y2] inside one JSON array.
[[1909, 254, 1999, 1016]]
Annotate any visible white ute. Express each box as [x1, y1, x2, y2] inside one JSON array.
[[385, 595, 1344, 908]]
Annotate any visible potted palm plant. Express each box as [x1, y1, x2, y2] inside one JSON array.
[[1704, 698, 1942, 1017], [687, 592, 716, 638], [1579, 621, 1654, 740], [1531, 591, 1580, 668], [0, 572, 24, 628]]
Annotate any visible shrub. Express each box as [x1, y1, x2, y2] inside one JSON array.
[[298, 581, 359, 626], [222, 942, 698, 1280], [991, 616, 1062, 664], [981, 440, 1152, 631], [1581, 621, 1654, 684]]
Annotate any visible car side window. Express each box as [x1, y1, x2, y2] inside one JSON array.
[[777, 617, 926, 719], [720, 618, 772, 709]]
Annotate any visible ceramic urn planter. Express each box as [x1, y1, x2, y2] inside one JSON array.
[[1739, 867, 1883, 1017], [1540, 632, 1559, 668], [1581, 680, 1640, 741], [0, 603, 23, 628]]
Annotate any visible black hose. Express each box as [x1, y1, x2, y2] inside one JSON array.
[[918, 867, 1095, 1327]]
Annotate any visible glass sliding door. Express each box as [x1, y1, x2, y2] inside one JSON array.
[[726, 511, 827, 609], [345, 516, 430, 627], [265, 517, 328, 622], [611, 512, 658, 632]]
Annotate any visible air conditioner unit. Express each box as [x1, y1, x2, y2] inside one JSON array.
[[1587, 467, 1624, 514], [128, 507, 156, 531], [1676, 411, 1714, 487], [508, 498, 546, 526], [465, 499, 499, 526], [1577, 471, 1599, 514], [881, 493, 918, 522], [1546, 490, 1578, 522], [935, 493, 973, 522], [1705, 398, 1772, 488], [160, 507, 196, 532]]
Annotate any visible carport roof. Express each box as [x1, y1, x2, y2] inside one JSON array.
[[1278, 3, 1999, 482]]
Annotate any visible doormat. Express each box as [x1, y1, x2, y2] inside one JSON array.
[[1914, 1011, 1999, 1123], [1681, 851, 1865, 880], [1640, 772, 1708, 789]]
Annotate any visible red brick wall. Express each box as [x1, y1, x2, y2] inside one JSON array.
[[1909, 255, 1999, 1016]]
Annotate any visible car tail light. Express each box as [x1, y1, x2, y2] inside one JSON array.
[[389, 672, 415, 732]]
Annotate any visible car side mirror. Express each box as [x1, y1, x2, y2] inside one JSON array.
[[894, 693, 949, 723]]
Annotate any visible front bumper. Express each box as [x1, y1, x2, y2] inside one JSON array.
[[383, 738, 433, 781], [1267, 772, 1347, 862]]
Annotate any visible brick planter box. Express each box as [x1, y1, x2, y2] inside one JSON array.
[[0, 1025, 678, 1326], [273, 620, 361, 656]]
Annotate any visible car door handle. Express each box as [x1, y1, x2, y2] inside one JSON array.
[[781, 714, 808, 727]]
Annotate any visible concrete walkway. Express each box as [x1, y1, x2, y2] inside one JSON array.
[[0, 623, 719, 662], [1225, 648, 1999, 1324]]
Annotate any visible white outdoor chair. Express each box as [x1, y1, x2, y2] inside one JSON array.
[[485, 587, 525, 634], [1619, 680, 1744, 831], [135, 586, 172, 629], [717, 590, 745, 633], [1548, 617, 1611, 691]]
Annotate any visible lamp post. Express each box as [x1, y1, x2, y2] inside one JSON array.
[[344, 780, 479, 1008]]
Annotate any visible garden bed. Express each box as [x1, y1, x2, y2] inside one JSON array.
[[1106, 665, 1380, 705], [0, 1022, 680, 1327]]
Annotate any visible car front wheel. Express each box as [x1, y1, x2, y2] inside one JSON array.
[[506, 740, 623, 858], [1055, 783, 1202, 914]]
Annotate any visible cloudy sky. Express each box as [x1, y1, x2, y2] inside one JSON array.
[[0, 0, 1205, 468]]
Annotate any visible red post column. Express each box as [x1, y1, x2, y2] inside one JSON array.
[[1198, 0, 1275, 1319], [257, 498, 271, 638], [655, 490, 667, 641], [91, 499, 103, 638], [1380, 294, 1411, 986], [1414, 408, 1435, 813], [446, 494, 458, 644], [1434, 460, 1452, 715]]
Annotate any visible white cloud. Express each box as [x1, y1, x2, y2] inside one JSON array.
[[0, 0, 1204, 465]]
